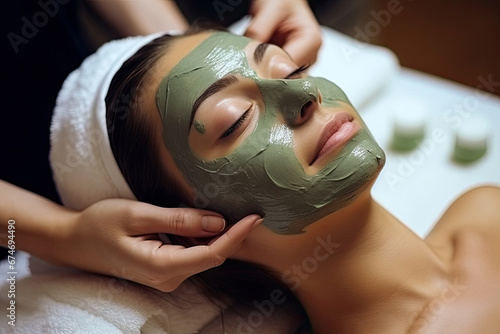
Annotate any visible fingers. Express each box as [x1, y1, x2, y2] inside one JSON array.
[[244, 0, 322, 67], [244, 1, 285, 42], [129, 203, 227, 237], [156, 214, 262, 277], [282, 29, 322, 67]]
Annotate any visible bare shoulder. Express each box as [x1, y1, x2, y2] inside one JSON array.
[[426, 185, 500, 256], [449, 185, 500, 215], [431, 185, 500, 234], [420, 186, 500, 334]]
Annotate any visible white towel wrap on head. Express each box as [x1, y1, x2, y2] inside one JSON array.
[[49, 32, 178, 210]]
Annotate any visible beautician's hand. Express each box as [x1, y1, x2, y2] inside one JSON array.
[[0, 180, 261, 292], [58, 199, 262, 292], [244, 0, 322, 66]]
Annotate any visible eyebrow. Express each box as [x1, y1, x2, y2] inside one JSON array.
[[190, 74, 239, 128], [254, 42, 270, 64], [254, 42, 295, 65]]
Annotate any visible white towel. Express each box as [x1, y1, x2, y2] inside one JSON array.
[[49, 33, 168, 210], [0, 262, 222, 334], [0, 255, 305, 333]]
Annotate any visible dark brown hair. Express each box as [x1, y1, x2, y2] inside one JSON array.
[[106, 33, 182, 208], [104, 28, 304, 313]]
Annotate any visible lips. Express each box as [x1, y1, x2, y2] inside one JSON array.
[[310, 112, 357, 166]]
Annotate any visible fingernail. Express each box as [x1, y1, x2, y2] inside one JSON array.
[[202, 216, 226, 233], [253, 218, 264, 229]]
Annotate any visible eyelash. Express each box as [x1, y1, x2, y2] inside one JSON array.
[[286, 64, 311, 79], [218, 63, 308, 139], [221, 106, 251, 138]]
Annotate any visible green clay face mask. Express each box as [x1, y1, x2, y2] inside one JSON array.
[[156, 32, 385, 235]]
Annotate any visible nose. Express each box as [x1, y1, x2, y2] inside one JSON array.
[[260, 78, 319, 127]]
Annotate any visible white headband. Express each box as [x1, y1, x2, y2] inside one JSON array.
[[49, 32, 176, 210]]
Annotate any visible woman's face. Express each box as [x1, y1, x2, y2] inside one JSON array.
[[153, 32, 385, 235]]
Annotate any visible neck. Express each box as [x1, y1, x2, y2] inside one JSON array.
[[239, 190, 449, 333]]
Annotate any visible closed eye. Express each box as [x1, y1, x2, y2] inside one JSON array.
[[285, 64, 311, 79], [220, 107, 251, 139]]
